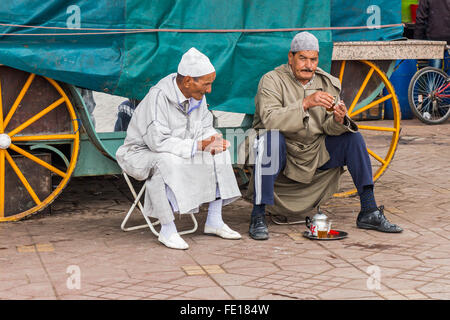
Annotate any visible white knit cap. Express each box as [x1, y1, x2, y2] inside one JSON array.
[[290, 31, 320, 52], [177, 47, 215, 77]]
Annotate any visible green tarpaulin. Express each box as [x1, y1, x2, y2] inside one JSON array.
[[0, 0, 402, 114]]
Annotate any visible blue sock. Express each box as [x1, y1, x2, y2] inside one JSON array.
[[359, 185, 378, 213], [251, 204, 266, 217]]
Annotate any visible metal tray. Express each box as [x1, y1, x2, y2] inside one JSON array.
[[303, 230, 348, 241]]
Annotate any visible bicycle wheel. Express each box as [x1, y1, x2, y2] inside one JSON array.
[[408, 67, 450, 125]]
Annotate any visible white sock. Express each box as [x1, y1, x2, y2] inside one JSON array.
[[206, 198, 224, 228], [160, 221, 178, 239]]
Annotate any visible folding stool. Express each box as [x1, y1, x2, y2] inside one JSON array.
[[120, 172, 198, 236]]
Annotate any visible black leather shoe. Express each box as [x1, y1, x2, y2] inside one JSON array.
[[357, 205, 403, 233], [249, 215, 269, 240]]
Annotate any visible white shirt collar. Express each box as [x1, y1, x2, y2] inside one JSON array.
[[172, 77, 202, 112], [173, 77, 189, 104]]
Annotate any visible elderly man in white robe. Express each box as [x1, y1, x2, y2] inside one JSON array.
[[116, 48, 242, 250]]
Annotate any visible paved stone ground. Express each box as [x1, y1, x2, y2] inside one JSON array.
[[1, 119, 449, 300]]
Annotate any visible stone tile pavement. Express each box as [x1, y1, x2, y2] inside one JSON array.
[[0, 119, 449, 300]]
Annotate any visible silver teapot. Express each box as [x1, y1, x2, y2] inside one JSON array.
[[305, 208, 331, 237]]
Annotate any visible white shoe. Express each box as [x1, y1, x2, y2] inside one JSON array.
[[204, 223, 241, 240], [158, 233, 189, 250]]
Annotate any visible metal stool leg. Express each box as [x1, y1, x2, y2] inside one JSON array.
[[120, 172, 198, 237], [269, 206, 326, 225], [121, 173, 160, 236], [178, 213, 198, 235]]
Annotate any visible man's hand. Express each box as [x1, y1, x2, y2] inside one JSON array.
[[303, 91, 334, 111], [198, 133, 230, 155], [333, 101, 347, 124]]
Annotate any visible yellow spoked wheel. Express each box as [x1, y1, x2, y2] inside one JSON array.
[[331, 60, 401, 197], [0, 66, 80, 221]]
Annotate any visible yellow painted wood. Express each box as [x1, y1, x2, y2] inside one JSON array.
[[9, 143, 66, 177], [358, 125, 396, 132], [8, 97, 65, 137], [347, 67, 375, 115], [5, 151, 41, 205], [0, 150, 4, 218], [367, 147, 387, 165], [11, 134, 76, 141], [3, 73, 35, 129], [339, 60, 346, 84], [349, 94, 393, 118]]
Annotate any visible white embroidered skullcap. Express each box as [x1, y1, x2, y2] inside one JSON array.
[[290, 31, 320, 52], [177, 47, 215, 77]]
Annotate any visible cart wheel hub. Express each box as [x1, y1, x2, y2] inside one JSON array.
[[0, 134, 11, 149]]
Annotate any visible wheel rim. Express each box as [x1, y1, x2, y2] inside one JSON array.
[[332, 60, 401, 197], [410, 68, 450, 123], [0, 67, 80, 221]]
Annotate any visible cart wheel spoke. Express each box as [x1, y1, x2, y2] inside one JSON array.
[[367, 147, 386, 165], [347, 67, 375, 115], [339, 60, 346, 83], [3, 73, 35, 129], [11, 134, 76, 142], [357, 125, 396, 132], [5, 150, 41, 205], [8, 97, 65, 137], [348, 94, 393, 118], [9, 143, 66, 178]]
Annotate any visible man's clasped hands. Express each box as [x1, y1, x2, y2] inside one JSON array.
[[198, 133, 230, 155]]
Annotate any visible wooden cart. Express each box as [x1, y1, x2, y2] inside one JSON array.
[[0, 0, 446, 221]]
